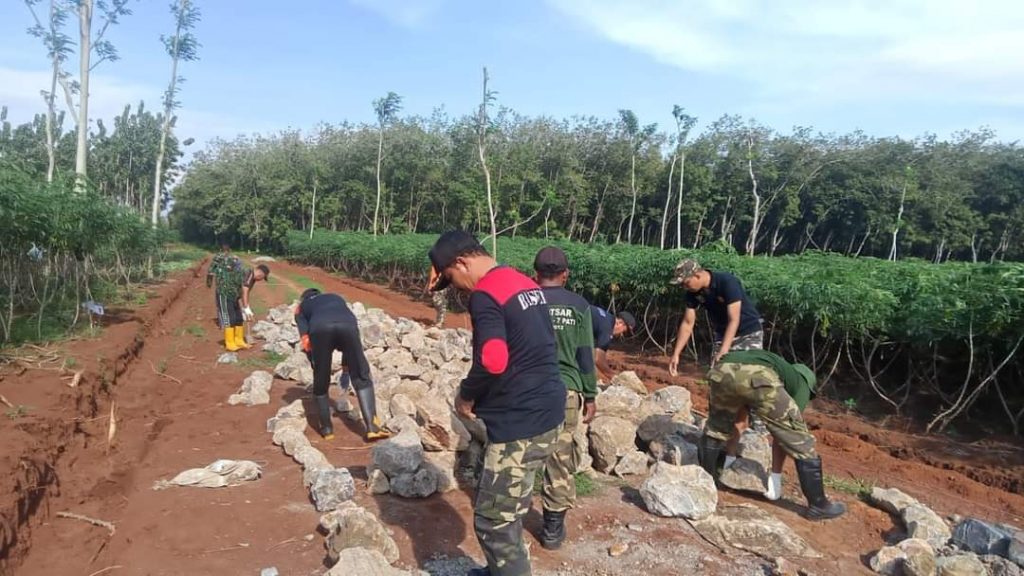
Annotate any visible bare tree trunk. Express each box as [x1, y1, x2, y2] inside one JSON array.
[[744, 135, 762, 255], [970, 232, 978, 263], [589, 179, 610, 243], [73, 0, 93, 191], [934, 238, 945, 263], [373, 125, 384, 236], [888, 181, 908, 261], [693, 207, 705, 248], [477, 67, 497, 257], [309, 177, 317, 239], [676, 151, 686, 250], [660, 154, 677, 249], [627, 152, 637, 244], [719, 196, 732, 241], [152, 1, 188, 229], [44, 33, 59, 182], [770, 225, 783, 256]]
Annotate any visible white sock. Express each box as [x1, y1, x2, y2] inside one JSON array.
[[766, 472, 783, 501], [724, 455, 737, 468]]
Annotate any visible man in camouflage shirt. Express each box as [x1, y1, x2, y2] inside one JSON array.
[[532, 246, 598, 550], [207, 244, 238, 324], [698, 354, 845, 520]]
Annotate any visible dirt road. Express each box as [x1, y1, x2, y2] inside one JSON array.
[[2, 257, 1023, 575]]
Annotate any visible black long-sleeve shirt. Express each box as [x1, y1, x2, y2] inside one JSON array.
[[460, 266, 566, 443], [295, 293, 356, 335]]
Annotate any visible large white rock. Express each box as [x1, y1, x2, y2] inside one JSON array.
[[611, 371, 649, 396], [274, 352, 313, 383], [416, 391, 471, 452], [588, 416, 639, 473], [228, 370, 274, 406], [639, 462, 718, 520], [904, 503, 951, 548], [595, 386, 643, 421], [325, 547, 426, 576], [718, 457, 769, 495], [691, 503, 820, 558], [323, 503, 400, 565], [371, 428, 424, 477], [423, 451, 458, 493]]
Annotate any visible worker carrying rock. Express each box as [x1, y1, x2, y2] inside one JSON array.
[[698, 350, 846, 520], [294, 288, 391, 442]]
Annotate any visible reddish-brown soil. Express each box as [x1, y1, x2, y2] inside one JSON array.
[[2, 257, 1023, 576]]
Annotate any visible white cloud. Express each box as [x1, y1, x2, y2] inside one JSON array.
[[547, 0, 1024, 109], [347, 0, 445, 28], [0, 66, 156, 129]]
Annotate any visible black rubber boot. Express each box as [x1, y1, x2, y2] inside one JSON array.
[[314, 394, 334, 440], [337, 372, 351, 392], [356, 384, 391, 441], [540, 508, 567, 550], [698, 435, 724, 481], [795, 457, 847, 520]]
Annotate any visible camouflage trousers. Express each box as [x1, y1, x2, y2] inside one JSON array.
[[474, 426, 560, 576], [541, 390, 582, 512], [712, 329, 764, 358], [431, 287, 448, 326], [705, 362, 817, 461]]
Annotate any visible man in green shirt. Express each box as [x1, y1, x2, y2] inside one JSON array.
[[533, 246, 598, 550]]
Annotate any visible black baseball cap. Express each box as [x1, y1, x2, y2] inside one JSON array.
[[618, 311, 637, 333], [533, 246, 569, 274], [301, 288, 321, 301], [428, 231, 485, 291]]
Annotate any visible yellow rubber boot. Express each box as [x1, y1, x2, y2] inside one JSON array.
[[365, 416, 392, 442], [224, 328, 240, 352], [234, 326, 251, 349]]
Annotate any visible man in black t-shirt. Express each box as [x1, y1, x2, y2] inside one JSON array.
[[590, 306, 636, 381], [668, 259, 763, 375], [429, 231, 565, 576]]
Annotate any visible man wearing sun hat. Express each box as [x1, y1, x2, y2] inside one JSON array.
[[428, 231, 565, 576], [699, 349, 844, 520]]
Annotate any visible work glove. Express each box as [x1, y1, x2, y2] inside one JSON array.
[[301, 334, 312, 353], [242, 307, 254, 321]]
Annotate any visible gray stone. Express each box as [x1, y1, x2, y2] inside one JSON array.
[[390, 468, 438, 499], [871, 486, 921, 516], [266, 400, 305, 433], [278, 324, 300, 345], [323, 503, 400, 565], [737, 430, 772, 472], [937, 554, 987, 576], [311, 468, 356, 512], [263, 339, 293, 356], [267, 304, 294, 325], [718, 457, 769, 495], [595, 386, 643, 420], [691, 503, 820, 558], [368, 469, 391, 495], [614, 450, 650, 477], [1007, 537, 1024, 569], [870, 544, 908, 575], [371, 429, 424, 477], [637, 414, 702, 444], [260, 568, 279, 576], [953, 518, 1013, 557], [573, 422, 593, 473], [905, 503, 951, 548], [293, 445, 331, 470], [982, 555, 1024, 576], [217, 352, 238, 364], [361, 323, 387, 348], [228, 370, 274, 406], [423, 451, 458, 493], [588, 416, 639, 473], [639, 462, 718, 520], [611, 371, 649, 396], [870, 539, 936, 576], [648, 432, 699, 466], [251, 320, 280, 341]]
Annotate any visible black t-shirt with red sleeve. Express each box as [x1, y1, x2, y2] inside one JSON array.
[[459, 265, 566, 443]]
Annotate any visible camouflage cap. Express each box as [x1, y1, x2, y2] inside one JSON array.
[[669, 259, 703, 284]]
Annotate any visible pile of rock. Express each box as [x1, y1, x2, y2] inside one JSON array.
[[868, 487, 1023, 575], [266, 400, 355, 513], [228, 370, 274, 406]]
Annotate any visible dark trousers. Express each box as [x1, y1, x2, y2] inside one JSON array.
[[216, 293, 242, 328], [309, 321, 371, 396]]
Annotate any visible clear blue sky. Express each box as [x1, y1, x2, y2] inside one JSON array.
[[2, 0, 1022, 152]]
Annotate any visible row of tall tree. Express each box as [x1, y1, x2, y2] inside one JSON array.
[[173, 89, 1024, 262]]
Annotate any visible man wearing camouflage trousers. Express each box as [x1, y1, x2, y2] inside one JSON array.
[[429, 231, 565, 576], [533, 246, 598, 550], [698, 357, 846, 520], [427, 264, 448, 326]]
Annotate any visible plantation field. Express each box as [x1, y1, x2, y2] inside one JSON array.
[[287, 230, 1024, 432]]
